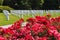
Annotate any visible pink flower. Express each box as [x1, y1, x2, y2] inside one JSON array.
[[0, 15, 60, 40], [4, 29, 15, 35], [48, 29, 54, 36], [35, 36, 47, 40], [31, 23, 41, 34], [0, 37, 5, 40], [25, 34, 34, 40]]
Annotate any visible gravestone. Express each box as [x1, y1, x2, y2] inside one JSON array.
[[3, 10, 10, 21], [10, 10, 45, 18], [10, 10, 20, 17], [39, 10, 43, 16]]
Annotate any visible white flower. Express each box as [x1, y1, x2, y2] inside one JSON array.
[[21, 22, 28, 27]]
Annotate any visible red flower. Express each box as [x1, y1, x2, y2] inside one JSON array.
[[4, 29, 15, 35], [0, 15, 60, 40], [35, 16, 50, 25], [27, 18, 35, 25], [25, 34, 34, 40], [0, 37, 5, 40], [35, 36, 47, 40], [32, 23, 45, 35], [32, 23, 40, 34]]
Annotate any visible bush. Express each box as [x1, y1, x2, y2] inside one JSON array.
[[0, 14, 60, 40], [0, 6, 14, 12]]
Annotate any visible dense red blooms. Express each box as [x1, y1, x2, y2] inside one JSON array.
[[0, 37, 5, 40], [25, 34, 34, 40], [0, 15, 60, 40]]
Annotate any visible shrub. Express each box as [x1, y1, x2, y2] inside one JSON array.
[[0, 14, 60, 40], [0, 6, 14, 12]]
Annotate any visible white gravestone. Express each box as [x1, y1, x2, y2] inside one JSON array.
[[10, 10, 47, 18], [3, 10, 10, 21], [46, 10, 49, 14], [10, 10, 23, 18], [30, 10, 36, 17]]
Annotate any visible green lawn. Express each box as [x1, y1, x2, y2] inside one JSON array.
[[0, 13, 20, 26], [0, 12, 60, 26], [0, 13, 41, 26]]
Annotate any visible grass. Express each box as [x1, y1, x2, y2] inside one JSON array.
[[0, 12, 60, 26], [0, 13, 20, 26], [48, 11, 60, 17]]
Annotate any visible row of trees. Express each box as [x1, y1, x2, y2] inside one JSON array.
[[0, 0, 60, 10]]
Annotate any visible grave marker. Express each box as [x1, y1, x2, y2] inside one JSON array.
[[3, 10, 10, 21]]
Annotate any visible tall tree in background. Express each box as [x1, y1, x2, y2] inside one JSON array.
[[2, 0, 60, 10], [43, 0, 59, 10], [3, 0, 44, 9], [0, 0, 4, 5]]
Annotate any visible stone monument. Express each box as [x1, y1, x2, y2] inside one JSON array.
[[3, 10, 10, 21]]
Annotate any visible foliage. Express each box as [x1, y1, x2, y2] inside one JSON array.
[[0, 6, 14, 10], [2, 0, 60, 9], [3, 0, 44, 9], [0, 6, 14, 12], [0, 14, 60, 40], [0, 0, 4, 5]]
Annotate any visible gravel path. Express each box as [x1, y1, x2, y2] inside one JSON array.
[[0, 22, 28, 28], [0, 24, 12, 28]]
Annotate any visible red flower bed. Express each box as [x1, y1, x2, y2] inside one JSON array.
[[0, 15, 60, 40]]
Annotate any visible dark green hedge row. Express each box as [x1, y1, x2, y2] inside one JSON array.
[[0, 6, 14, 12], [0, 0, 60, 10]]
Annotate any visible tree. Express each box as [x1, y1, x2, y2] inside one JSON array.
[[3, 0, 44, 9], [43, 0, 59, 10], [0, 0, 4, 5]]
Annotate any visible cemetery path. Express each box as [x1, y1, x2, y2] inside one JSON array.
[[0, 24, 12, 28], [0, 22, 28, 28]]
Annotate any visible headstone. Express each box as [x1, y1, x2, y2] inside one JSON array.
[[11, 10, 23, 18], [10, 10, 47, 18], [3, 10, 10, 21], [31, 10, 36, 17], [39, 10, 43, 16]]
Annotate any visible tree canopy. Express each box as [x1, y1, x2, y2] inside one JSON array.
[[0, 0, 60, 10]]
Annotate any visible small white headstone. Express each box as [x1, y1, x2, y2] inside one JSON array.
[[3, 10, 10, 21]]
